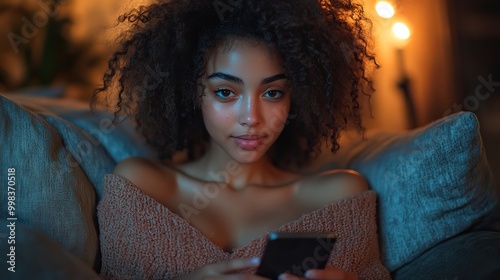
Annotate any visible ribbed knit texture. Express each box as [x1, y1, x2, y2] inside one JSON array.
[[98, 173, 390, 280]]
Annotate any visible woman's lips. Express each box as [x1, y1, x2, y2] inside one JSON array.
[[232, 136, 265, 150]]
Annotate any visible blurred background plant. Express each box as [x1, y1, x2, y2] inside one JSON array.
[[0, 0, 150, 101], [0, 0, 112, 100]]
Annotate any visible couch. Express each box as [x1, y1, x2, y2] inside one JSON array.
[[1, 91, 499, 279]]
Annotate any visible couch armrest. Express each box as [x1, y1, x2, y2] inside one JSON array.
[[392, 231, 500, 280]]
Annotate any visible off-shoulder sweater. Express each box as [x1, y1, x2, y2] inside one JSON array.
[[97, 173, 391, 280]]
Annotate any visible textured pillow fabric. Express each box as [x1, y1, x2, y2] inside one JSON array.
[[1, 93, 158, 165], [392, 231, 500, 280], [1, 93, 157, 198], [39, 114, 115, 199], [59, 110, 158, 165], [329, 112, 498, 271], [0, 95, 98, 267]]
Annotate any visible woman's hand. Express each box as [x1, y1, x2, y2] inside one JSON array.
[[174, 257, 270, 280], [277, 264, 358, 280]]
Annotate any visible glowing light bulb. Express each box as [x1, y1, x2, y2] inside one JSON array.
[[375, 1, 395, 19], [392, 22, 411, 40]]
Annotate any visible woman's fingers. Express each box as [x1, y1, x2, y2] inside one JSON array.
[[176, 257, 265, 280], [210, 257, 261, 274], [303, 265, 358, 280], [277, 265, 358, 280], [213, 274, 270, 280], [277, 273, 302, 280]]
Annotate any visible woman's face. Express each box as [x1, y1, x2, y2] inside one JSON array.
[[201, 40, 291, 164]]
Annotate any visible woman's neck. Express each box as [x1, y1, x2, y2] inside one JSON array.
[[180, 141, 298, 191]]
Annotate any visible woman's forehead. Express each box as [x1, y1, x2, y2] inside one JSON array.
[[205, 39, 284, 79]]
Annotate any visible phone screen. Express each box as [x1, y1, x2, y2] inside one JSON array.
[[255, 232, 336, 280]]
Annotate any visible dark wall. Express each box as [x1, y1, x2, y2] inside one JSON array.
[[447, 0, 500, 184]]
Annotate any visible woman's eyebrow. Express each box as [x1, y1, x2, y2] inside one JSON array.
[[207, 72, 243, 84], [207, 72, 286, 85], [261, 73, 286, 85]]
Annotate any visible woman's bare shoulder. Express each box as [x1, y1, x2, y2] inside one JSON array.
[[316, 169, 369, 194], [113, 157, 178, 202], [297, 169, 369, 207]]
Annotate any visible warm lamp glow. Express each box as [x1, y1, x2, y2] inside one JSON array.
[[375, 1, 395, 19], [392, 22, 411, 40]]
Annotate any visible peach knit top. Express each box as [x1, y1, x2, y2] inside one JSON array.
[[97, 174, 391, 280]]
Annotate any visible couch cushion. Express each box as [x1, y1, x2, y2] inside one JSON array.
[[1, 93, 158, 165], [1, 93, 157, 199], [39, 114, 115, 199], [59, 110, 158, 165], [0, 95, 98, 267], [358, 112, 497, 270], [392, 231, 500, 280], [319, 112, 499, 271]]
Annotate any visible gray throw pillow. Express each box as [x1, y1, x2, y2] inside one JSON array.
[[0, 95, 98, 267], [392, 231, 500, 279], [1, 93, 156, 199], [37, 114, 115, 200], [338, 112, 498, 271], [59, 110, 158, 166]]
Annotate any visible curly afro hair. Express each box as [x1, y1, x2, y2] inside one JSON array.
[[92, 0, 377, 168]]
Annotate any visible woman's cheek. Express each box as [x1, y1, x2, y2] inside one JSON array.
[[212, 103, 235, 125], [202, 101, 235, 132], [266, 105, 289, 136]]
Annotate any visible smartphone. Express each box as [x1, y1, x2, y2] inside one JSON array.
[[255, 232, 336, 280]]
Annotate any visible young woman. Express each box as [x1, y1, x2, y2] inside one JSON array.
[[93, 0, 390, 279]]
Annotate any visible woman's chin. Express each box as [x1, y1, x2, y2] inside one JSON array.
[[230, 149, 266, 164]]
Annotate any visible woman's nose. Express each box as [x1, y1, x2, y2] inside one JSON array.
[[238, 95, 261, 127]]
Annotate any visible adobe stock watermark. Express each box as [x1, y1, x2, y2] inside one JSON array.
[[213, 0, 242, 21], [7, 0, 71, 54], [6, 168, 17, 273], [443, 74, 499, 117]]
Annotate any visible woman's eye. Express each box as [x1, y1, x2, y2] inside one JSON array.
[[213, 89, 235, 99], [264, 90, 283, 99]]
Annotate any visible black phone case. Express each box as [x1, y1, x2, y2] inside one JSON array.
[[255, 232, 336, 280]]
